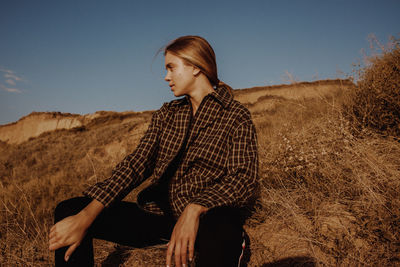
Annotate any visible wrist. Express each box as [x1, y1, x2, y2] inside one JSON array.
[[78, 199, 104, 228], [75, 209, 95, 229], [187, 203, 208, 217]]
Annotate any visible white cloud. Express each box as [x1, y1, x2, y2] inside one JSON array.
[[5, 88, 22, 93], [0, 67, 13, 74], [5, 79, 16, 86], [4, 73, 22, 81], [0, 67, 25, 93], [0, 83, 22, 93]]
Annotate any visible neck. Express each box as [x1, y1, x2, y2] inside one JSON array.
[[188, 84, 214, 115]]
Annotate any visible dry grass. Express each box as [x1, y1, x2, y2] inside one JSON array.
[[0, 77, 399, 266], [248, 90, 400, 266], [0, 111, 153, 266], [344, 35, 400, 137]]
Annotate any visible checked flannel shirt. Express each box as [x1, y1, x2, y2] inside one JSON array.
[[83, 85, 259, 219]]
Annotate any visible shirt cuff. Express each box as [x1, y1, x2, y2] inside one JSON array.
[[190, 195, 228, 211], [82, 185, 113, 208]]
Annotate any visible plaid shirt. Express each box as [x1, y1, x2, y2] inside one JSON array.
[[83, 85, 259, 218]]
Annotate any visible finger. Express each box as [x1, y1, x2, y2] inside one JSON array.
[[49, 240, 62, 251], [49, 231, 63, 247], [64, 242, 79, 262], [188, 238, 195, 263], [49, 229, 56, 239], [49, 226, 56, 237], [175, 242, 182, 267], [49, 235, 57, 248], [166, 239, 175, 267], [180, 239, 188, 267]]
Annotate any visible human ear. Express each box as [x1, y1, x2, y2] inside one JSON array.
[[192, 66, 201, 76]]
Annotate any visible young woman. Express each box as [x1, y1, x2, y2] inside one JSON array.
[[49, 35, 259, 267]]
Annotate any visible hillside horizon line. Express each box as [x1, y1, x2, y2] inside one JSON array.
[[2, 78, 353, 128]]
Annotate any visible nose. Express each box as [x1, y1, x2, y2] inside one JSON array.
[[164, 71, 170, 82]]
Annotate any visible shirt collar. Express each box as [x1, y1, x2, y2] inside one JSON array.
[[209, 84, 233, 109], [171, 84, 233, 109]]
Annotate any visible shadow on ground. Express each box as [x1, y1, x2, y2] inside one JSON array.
[[101, 245, 132, 267], [99, 237, 314, 267], [262, 256, 316, 267]]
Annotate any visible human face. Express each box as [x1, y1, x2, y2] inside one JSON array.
[[164, 52, 197, 97]]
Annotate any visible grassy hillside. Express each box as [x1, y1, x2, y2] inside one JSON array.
[[1, 79, 399, 266]]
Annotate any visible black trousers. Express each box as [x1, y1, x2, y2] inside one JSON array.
[[54, 197, 245, 267]]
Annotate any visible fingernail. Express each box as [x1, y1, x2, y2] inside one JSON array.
[[189, 258, 193, 262], [65, 255, 69, 262], [183, 264, 186, 267]]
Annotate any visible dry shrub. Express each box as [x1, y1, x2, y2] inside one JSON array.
[[346, 35, 400, 137], [250, 91, 400, 266]]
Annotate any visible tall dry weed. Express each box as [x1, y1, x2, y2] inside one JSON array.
[[249, 89, 400, 265], [345, 34, 400, 137]]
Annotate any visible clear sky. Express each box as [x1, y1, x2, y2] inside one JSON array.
[[0, 0, 399, 125]]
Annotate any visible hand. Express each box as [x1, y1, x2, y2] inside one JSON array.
[[48, 213, 88, 262], [166, 204, 208, 267], [49, 199, 104, 262]]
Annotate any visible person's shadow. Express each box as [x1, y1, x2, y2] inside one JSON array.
[[100, 239, 316, 267], [262, 256, 316, 266], [101, 245, 132, 267]]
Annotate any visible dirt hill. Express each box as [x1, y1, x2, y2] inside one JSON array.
[[0, 79, 353, 145], [3, 79, 398, 266], [0, 111, 143, 144]]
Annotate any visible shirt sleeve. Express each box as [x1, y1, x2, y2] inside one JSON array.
[[83, 104, 166, 207], [189, 117, 259, 210]]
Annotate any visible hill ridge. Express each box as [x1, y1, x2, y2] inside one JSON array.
[[0, 79, 353, 144]]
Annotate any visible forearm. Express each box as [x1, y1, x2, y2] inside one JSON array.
[[78, 199, 104, 228], [83, 107, 164, 207], [190, 171, 259, 211]]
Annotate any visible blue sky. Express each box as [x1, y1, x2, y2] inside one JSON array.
[[0, 0, 399, 125]]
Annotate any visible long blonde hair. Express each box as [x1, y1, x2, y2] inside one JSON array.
[[162, 35, 233, 96]]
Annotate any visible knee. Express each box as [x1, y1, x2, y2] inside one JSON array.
[[198, 206, 243, 243], [201, 207, 243, 231], [54, 197, 91, 223], [195, 207, 245, 266]]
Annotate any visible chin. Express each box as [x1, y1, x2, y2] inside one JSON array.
[[173, 91, 183, 97]]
